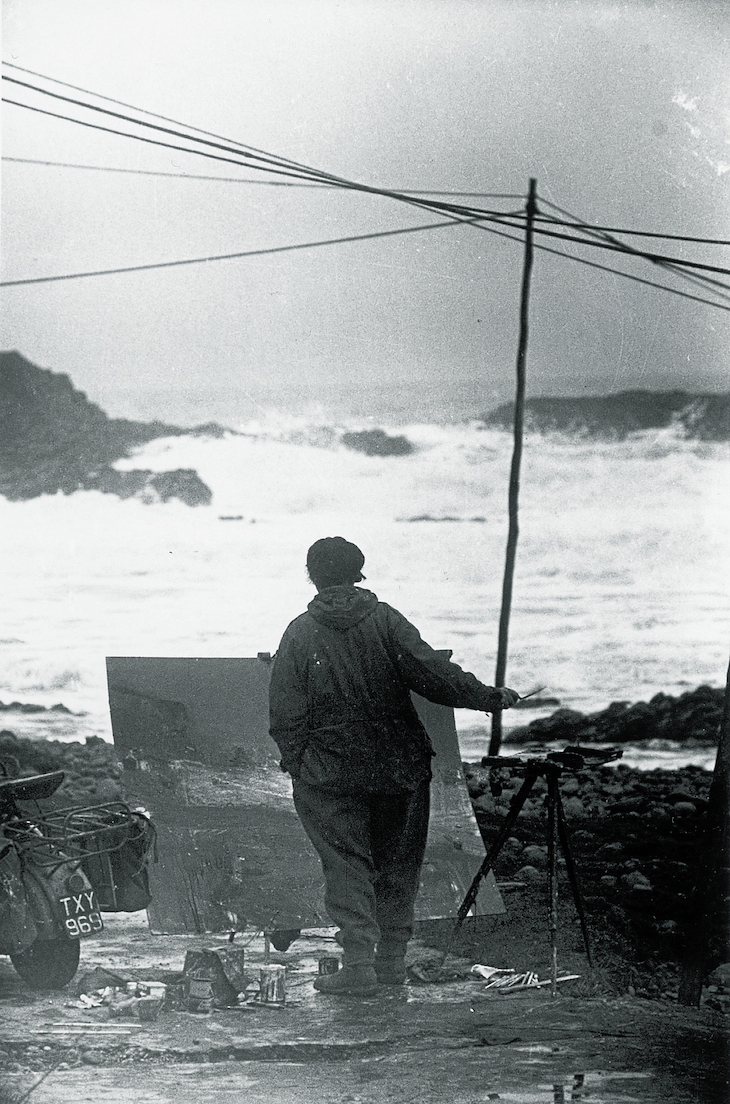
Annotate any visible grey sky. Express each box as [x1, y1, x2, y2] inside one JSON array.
[[2, 0, 728, 424]]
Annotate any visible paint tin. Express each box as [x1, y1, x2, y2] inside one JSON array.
[[137, 996, 163, 1022], [318, 956, 341, 976], [187, 976, 213, 1013], [166, 982, 187, 1011], [146, 982, 168, 1007], [259, 965, 286, 1003]]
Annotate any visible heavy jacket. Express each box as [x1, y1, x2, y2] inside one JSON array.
[[268, 586, 504, 793]]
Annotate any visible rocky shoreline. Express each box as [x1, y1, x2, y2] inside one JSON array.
[[505, 684, 723, 748], [463, 759, 725, 999]]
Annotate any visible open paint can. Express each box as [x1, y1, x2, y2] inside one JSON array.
[[259, 965, 286, 1003]]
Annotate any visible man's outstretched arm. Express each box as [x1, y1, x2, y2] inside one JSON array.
[[383, 605, 519, 712]]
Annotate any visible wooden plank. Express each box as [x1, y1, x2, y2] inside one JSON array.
[[106, 656, 503, 933]]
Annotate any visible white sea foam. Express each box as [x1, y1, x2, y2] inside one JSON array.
[[1, 418, 728, 767]]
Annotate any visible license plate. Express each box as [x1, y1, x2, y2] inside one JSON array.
[[57, 889, 104, 938]]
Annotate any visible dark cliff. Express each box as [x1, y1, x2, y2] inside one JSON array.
[[0, 351, 222, 505]]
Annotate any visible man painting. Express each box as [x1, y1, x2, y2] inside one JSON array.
[[269, 537, 519, 995]]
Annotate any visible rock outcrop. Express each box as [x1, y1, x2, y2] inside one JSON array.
[[341, 428, 414, 456], [506, 685, 723, 748], [0, 351, 221, 505], [480, 390, 730, 440]]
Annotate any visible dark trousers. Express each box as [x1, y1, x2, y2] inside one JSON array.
[[292, 778, 430, 966]]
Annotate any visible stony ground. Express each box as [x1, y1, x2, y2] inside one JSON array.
[[1, 723, 729, 1103], [0, 718, 727, 1008], [462, 757, 727, 1007], [1, 914, 728, 1104]]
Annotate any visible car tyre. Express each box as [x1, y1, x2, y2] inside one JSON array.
[[10, 936, 81, 989]]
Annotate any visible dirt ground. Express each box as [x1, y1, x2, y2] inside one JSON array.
[[1, 731, 728, 1101], [1, 907, 727, 1104]]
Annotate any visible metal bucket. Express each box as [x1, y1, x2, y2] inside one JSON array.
[[259, 964, 286, 1003]]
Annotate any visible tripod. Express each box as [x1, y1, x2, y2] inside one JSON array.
[[445, 745, 621, 996]]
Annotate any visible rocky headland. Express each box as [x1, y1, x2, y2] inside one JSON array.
[[0, 351, 222, 505], [480, 389, 730, 440]]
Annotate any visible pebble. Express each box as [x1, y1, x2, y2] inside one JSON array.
[[81, 1051, 107, 1066], [522, 844, 548, 866], [620, 871, 653, 891], [515, 865, 543, 885], [708, 963, 730, 987], [672, 801, 697, 815]]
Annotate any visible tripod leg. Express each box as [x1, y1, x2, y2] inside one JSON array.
[[547, 773, 559, 997], [556, 796, 594, 968], [443, 768, 538, 963]]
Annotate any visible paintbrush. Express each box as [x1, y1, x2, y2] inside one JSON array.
[[517, 685, 547, 701]]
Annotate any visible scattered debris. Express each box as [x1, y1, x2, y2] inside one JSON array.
[[72, 974, 169, 1021], [183, 948, 246, 1009], [470, 965, 582, 991], [74, 967, 129, 996]]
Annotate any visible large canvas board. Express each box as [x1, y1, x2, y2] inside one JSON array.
[[106, 656, 504, 934]]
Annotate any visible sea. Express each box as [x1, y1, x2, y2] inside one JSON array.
[[1, 411, 728, 773]]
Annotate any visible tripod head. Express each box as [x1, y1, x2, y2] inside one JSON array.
[[481, 744, 623, 778]]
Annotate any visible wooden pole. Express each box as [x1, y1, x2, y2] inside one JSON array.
[[489, 178, 537, 757], [678, 655, 730, 1006]]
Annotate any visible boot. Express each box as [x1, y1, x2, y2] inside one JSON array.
[[374, 958, 406, 985], [374, 935, 408, 985], [313, 964, 378, 996]]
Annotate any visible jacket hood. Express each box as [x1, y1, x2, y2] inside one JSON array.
[[307, 585, 378, 630]]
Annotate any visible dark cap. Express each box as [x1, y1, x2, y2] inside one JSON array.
[[306, 537, 366, 587]]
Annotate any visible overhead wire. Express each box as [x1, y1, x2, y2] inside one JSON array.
[[532, 215, 730, 247], [1, 156, 332, 187], [534, 192, 730, 302], [4, 72, 505, 217], [2, 61, 406, 195], [23, 67, 721, 259], [388, 188, 730, 300], [460, 220, 730, 312], [3, 64, 730, 311], [6, 153, 728, 244], [1, 69, 355, 189], [6, 155, 730, 303], [0, 218, 467, 287], [1, 88, 524, 245], [2, 63, 526, 201], [497, 217, 730, 276], [1, 93, 337, 187], [532, 194, 730, 306], [0, 156, 523, 197], [2, 93, 539, 284], [7, 89, 726, 288], [6, 73, 728, 276], [4, 202, 729, 313]]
